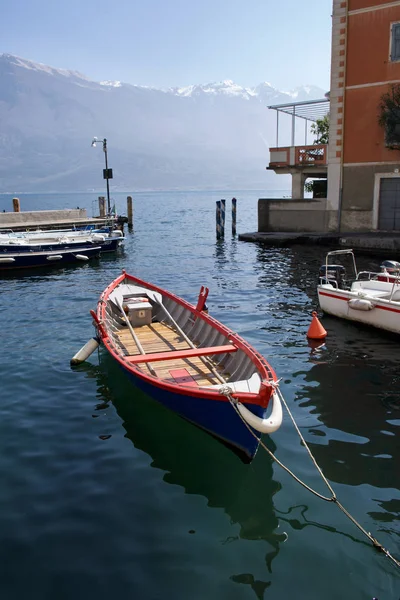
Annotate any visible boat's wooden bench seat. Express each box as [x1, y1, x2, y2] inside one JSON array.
[[125, 344, 238, 364]]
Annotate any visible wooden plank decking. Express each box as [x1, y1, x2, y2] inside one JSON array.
[[115, 321, 222, 386]]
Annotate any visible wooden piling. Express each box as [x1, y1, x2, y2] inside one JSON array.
[[232, 197, 237, 236], [98, 196, 106, 217], [216, 201, 222, 239], [221, 199, 226, 238], [12, 198, 20, 212], [127, 196, 133, 229], [221, 199, 226, 234]]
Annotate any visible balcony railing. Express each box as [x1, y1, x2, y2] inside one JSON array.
[[269, 144, 327, 168]]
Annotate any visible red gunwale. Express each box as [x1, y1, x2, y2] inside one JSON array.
[[96, 271, 277, 407]]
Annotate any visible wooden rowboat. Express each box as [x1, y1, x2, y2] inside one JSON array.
[[81, 271, 283, 461]]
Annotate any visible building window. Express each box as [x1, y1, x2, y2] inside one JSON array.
[[391, 23, 400, 61]]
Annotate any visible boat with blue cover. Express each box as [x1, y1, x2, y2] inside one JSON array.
[[0, 228, 124, 255]]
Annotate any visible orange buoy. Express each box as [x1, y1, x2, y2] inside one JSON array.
[[307, 311, 327, 340]]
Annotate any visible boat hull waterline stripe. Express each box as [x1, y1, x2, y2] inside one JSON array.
[[319, 290, 400, 315]]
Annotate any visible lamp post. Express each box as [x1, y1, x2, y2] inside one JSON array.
[[91, 137, 113, 215]]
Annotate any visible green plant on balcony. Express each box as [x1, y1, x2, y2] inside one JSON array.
[[310, 114, 330, 145], [378, 84, 400, 149], [304, 114, 329, 194]]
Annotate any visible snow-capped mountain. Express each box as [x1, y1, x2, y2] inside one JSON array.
[[0, 53, 91, 83], [0, 54, 326, 192], [170, 80, 258, 100], [169, 80, 325, 103]]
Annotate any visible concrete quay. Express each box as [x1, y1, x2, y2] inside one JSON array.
[[0, 209, 115, 232], [238, 231, 400, 258]]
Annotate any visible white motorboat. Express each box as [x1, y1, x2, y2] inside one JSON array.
[[0, 228, 124, 254], [317, 249, 400, 334]]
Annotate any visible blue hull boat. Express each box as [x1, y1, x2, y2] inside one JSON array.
[[0, 229, 124, 255], [0, 245, 102, 270], [83, 272, 283, 461]]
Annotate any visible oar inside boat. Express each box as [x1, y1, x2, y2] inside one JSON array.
[[114, 296, 158, 378], [146, 289, 228, 385]]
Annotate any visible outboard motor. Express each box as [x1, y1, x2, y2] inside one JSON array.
[[319, 264, 346, 288], [380, 260, 400, 274], [378, 259, 400, 282]]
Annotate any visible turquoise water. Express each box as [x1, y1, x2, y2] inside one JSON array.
[[0, 191, 399, 599]]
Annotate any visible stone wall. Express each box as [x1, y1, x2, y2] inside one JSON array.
[[341, 164, 400, 230], [258, 198, 336, 232], [0, 209, 88, 225]]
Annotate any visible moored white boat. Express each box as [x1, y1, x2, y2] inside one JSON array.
[[317, 249, 400, 334], [0, 228, 124, 254]]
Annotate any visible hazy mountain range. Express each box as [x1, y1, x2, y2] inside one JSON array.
[[0, 53, 326, 193]]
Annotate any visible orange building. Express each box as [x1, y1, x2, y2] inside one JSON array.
[[329, 0, 400, 230], [263, 0, 400, 233]]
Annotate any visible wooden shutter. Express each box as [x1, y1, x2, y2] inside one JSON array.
[[391, 23, 400, 61]]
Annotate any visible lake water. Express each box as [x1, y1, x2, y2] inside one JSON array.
[[0, 191, 399, 600]]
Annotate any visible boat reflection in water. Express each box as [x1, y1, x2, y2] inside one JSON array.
[[84, 356, 286, 596]]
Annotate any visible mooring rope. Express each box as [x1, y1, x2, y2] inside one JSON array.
[[222, 383, 400, 569]]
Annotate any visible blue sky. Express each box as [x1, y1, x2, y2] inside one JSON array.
[[0, 0, 332, 91]]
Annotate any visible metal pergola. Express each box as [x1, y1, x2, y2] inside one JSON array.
[[268, 97, 330, 147]]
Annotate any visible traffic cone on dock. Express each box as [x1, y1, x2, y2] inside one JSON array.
[[307, 311, 327, 340]]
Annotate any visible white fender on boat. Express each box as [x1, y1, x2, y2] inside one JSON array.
[[46, 255, 63, 261], [0, 257, 16, 263], [348, 298, 374, 311], [75, 254, 89, 261], [236, 392, 283, 434], [70, 337, 100, 365]]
